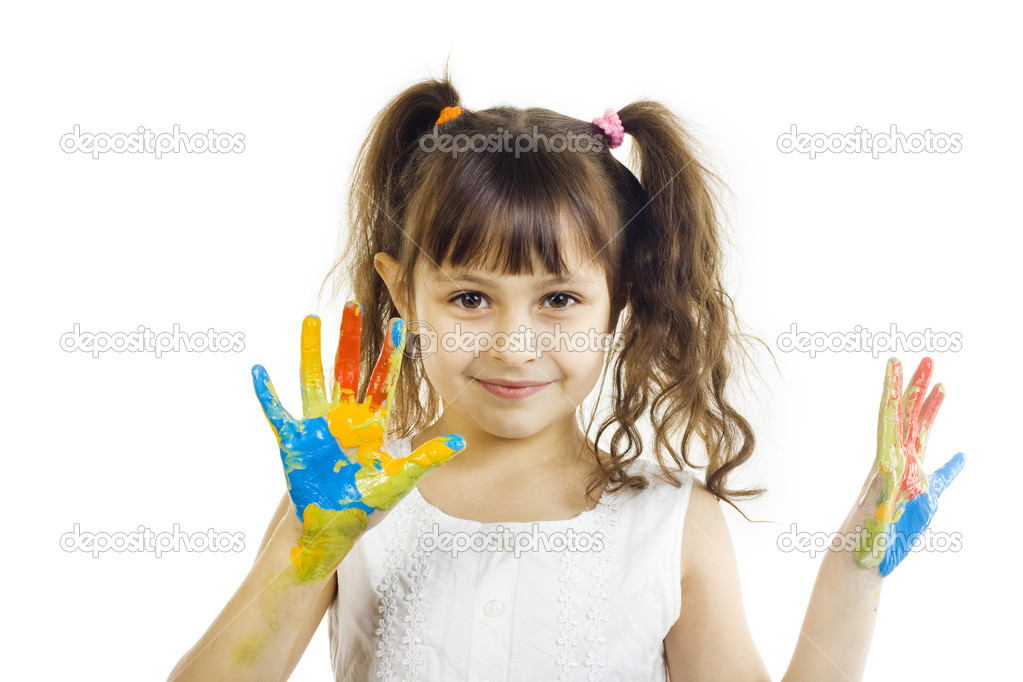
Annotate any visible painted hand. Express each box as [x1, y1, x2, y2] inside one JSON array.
[[853, 357, 965, 577], [251, 301, 465, 582]]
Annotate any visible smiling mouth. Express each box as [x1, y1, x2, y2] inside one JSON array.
[[473, 378, 552, 399]]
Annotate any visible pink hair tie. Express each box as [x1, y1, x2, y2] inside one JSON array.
[[592, 107, 625, 149]]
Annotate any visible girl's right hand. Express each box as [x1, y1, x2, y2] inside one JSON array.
[[251, 301, 465, 584]]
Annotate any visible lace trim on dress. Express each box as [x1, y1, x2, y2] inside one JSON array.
[[400, 500, 438, 681], [555, 515, 584, 679], [374, 491, 416, 681], [584, 496, 619, 680], [554, 490, 620, 681]]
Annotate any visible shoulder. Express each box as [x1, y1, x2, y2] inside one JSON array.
[[684, 478, 725, 526], [609, 458, 698, 532], [679, 479, 733, 581]]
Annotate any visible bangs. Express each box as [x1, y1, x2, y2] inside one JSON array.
[[404, 113, 622, 280]]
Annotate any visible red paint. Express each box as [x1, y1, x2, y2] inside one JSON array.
[[334, 301, 362, 400], [365, 319, 400, 409]]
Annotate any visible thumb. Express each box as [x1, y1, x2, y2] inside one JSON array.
[[928, 452, 966, 500], [359, 435, 467, 512], [409, 434, 466, 470]]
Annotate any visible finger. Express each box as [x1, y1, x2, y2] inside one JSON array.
[[915, 383, 946, 460], [878, 358, 902, 448], [364, 318, 406, 411], [300, 316, 330, 418], [359, 434, 466, 510], [876, 358, 902, 493], [408, 434, 466, 470], [332, 301, 363, 404], [252, 364, 296, 436], [927, 452, 966, 499], [901, 357, 933, 448]]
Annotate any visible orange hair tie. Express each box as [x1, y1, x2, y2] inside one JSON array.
[[435, 106, 463, 125]]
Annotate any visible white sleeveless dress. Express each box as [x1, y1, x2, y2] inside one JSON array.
[[328, 436, 696, 681]]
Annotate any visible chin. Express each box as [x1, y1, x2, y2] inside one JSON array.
[[458, 407, 555, 441]]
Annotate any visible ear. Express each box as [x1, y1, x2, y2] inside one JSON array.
[[373, 252, 410, 318]]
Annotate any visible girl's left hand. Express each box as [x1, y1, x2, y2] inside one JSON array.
[[850, 357, 965, 577]]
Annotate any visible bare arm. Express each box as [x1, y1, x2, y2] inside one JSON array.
[[780, 471, 887, 682], [780, 514, 883, 681], [663, 480, 884, 682], [664, 481, 772, 681], [667, 358, 961, 680], [254, 492, 291, 562], [257, 491, 339, 680], [168, 311, 464, 680], [168, 500, 339, 682]]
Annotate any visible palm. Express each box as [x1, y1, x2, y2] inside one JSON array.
[[854, 357, 965, 575], [251, 302, 464, 581]]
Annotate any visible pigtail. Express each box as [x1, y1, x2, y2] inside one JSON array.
[[598, 101, 764, 508], [322, 73, 461, 435]]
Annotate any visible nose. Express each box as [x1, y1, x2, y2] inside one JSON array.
[[482, 310, 539, 367]]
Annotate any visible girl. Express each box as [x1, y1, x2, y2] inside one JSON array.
[[169, 73, 964, 681]]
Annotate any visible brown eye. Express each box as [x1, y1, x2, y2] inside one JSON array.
[[544, 292, 579, 309], [452, 292, 489, 309]]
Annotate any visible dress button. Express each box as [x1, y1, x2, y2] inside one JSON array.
[[483, 599, 504, 617]]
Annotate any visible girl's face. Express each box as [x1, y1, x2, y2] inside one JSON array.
[[381, 247, 615, 442]]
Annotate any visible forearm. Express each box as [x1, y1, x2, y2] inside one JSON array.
[[782, 522, 884, 682], [168, 512, 344, 681]]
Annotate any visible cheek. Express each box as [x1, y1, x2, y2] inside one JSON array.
[[420, 343, 469, 380], [417, 331, 477, 398], [556, 308, 612, 371], [554, 344, 607, 389]]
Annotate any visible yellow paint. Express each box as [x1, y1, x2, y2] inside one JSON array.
[[856, 359, 917, 569], [243, 308, 465, 671], [356, 438, 463, 509], [300, 316, 332, 419], [326, 401, 386, 451], [289, 504, 369, 584], [230, 630, 271, 668]]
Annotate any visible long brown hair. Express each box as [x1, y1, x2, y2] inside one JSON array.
[[322, 70, 769, 511]]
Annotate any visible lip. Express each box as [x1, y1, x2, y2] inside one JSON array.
[[473, 377, 552, 399]]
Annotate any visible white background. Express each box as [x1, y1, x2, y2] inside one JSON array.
[[2, 1, 1019, 679]]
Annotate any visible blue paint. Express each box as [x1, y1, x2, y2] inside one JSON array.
[[391, 318, 405, 348], [878, 452, 966, 577], [444, 434, 465, 451], [253, 364, 374, 521]]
